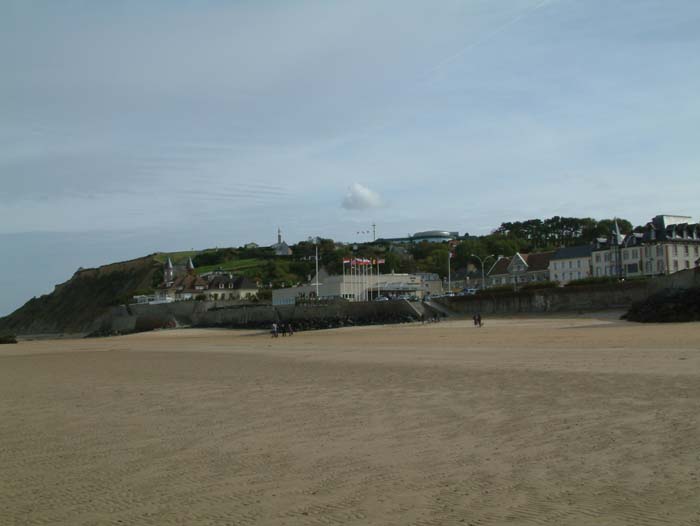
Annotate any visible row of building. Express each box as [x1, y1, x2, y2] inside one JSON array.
[[486, 215, 700, 287], [133, 257, 258, 304]]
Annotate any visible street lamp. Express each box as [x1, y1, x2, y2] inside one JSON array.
[[471, 254, 500, 290], [308, 237, 321, 299]]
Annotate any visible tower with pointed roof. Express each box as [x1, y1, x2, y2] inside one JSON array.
[[164, 257, 175, 283], [186, 257, 195, 274]]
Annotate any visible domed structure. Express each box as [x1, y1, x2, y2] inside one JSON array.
[[411, 230, 458, 243]]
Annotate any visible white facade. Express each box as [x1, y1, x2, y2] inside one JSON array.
[[550, 257, 590, 284], [592, 242, 700, 278], [272, 271, 428, 305]]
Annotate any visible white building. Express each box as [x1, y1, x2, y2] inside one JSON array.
[[549, 245, 593, 285], [272, 268, 430, 305]]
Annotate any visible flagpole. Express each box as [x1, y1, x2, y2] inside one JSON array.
[[342, 259, 346, 300], [448, 251, 451, 293], [364, 259, 368, 302], [351, 261, 354, 302], [353, 260, 357, 302], [367, 260, 370, 301]]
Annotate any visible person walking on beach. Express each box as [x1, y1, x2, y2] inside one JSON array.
[[280, 323, 287, 337], [271, 322, 278, 338], [476, 313, 483, 328], [473, 313, 479, 327], [287, 323, 294, 336]]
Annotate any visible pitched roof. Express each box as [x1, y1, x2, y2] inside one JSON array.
[[169, 274, 207, 291], [521, 251, 554, 271], [235, 276, 258, 290], [552, 245, 593, 260], [208, 274, 236, 288], [488, 257, 511, 276]]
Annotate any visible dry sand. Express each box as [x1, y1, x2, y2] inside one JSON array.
[[2, 313, 700, 525]]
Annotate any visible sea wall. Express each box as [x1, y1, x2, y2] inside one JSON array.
[[438, 268, 700, 315], [96, 299, 423, 334]]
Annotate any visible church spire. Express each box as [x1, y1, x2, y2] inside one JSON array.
[[277, 227, 282, 244], [186, 257, 195, 273], [164, 257, 175, 282]]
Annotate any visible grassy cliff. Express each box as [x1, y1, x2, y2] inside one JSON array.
[[0, 256, 161, 335]]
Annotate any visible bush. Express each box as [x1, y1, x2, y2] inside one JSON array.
[[0, 332, 18, 344], [519, 280, 558, 291], [478, 285, 515, 294], [565, 276, 619, 287]]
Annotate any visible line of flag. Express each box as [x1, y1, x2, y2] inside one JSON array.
[[342, 258, 385, 265]]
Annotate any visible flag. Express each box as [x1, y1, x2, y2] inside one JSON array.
[[342, 258, 350, 264], [377, 259, 385, 264]]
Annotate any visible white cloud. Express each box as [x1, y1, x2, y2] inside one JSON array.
[[341, 183, 383, 210]]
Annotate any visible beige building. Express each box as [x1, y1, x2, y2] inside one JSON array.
[[149, 258, 258, 303], [592, 215, 700, 278], [487, 252, 554, 287]]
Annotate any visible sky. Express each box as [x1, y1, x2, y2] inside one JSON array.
[[2, 0, 699, 315]]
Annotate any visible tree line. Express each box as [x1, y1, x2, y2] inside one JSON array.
[[191, 215, 635, 286]]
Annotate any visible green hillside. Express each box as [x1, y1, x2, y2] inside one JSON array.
[[0, 256, 161, 334]]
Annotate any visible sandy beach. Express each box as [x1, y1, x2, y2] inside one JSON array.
[[2, 314, 700, 525]]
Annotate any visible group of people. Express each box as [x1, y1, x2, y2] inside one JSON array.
[[271, 322, 294, 337], [472, 313, 483, 327]]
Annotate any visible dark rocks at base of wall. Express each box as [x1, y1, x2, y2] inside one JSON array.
[[198, 313, 418, 332], [624, 287, 700, 323], [87, 299, 425, 336], [0, 332, 18, 344]]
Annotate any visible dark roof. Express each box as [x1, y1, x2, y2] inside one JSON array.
[[552, 245, 593, 260], [167, 274, 208, 291], [488, 257, 511, 276], [235, 276, 258, 289], [521, 251, 554, 272], [208, 274, 236, 288]]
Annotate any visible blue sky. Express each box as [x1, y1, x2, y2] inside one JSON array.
[[2, 0, 699, 315]]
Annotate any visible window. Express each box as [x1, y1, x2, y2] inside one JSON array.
[[604, 253, 610, 262], [657, 246, 663, 257], [685, 245, 689, 256], [673, 260, 679, 271], [623, 251, 629, 261], [673, 245, 678, 256], [569, 261, 573, 268], [595, 254, 601, 263], [657, 260, 663, 273], [577, 260, 581, 268], [632, 249, 638, 258], [577, 271, 581, 279], [686, 261, 690, 269], [695, 246, 699, 256]]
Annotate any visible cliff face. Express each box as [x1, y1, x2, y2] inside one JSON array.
[[0, 256, 161, 335]]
